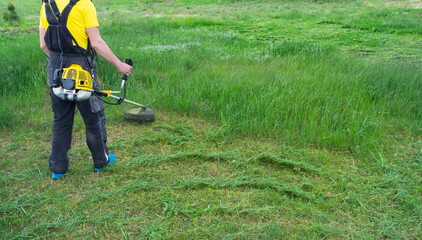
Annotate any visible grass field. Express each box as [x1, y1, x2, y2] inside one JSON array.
[[1, 0, 421, 239]]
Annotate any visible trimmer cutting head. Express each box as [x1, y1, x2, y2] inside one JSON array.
[[124, 107, 155, 123]]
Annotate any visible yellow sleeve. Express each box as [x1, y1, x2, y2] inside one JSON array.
[[83, 1, 99, 28], [39, 3, 48, 29]]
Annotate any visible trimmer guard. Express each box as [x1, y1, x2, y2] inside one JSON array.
[[124, 107, 155, 123]]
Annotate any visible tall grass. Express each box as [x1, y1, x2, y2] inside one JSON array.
[[96, 17, 421, 155], [0, 33, 48, 129], [1, 0, 421, 156]]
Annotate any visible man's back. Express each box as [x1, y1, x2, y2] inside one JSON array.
[[39, 0, 99, 50]]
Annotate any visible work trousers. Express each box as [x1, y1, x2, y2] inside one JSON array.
[[48, 52, 109, 174]]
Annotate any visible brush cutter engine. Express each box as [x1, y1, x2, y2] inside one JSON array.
[[52, 64, 93, 101]]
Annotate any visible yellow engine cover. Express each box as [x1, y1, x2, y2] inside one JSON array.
[[62, 64, 93, 92]]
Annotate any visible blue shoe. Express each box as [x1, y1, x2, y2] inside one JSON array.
[[94, 154, 115, 172], [52, 173, 65, 180]]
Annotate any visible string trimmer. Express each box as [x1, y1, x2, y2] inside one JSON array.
[[52, 58, 154, 123]]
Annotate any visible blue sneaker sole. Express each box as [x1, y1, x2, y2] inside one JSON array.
[[95, 154, 115, 172], [52, 173, 65, 180]]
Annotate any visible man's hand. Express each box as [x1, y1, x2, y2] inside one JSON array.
[[116, 62, 133, 76]]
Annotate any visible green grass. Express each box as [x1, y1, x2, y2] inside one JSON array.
[[1, 0, 421, 238], [1, 113, 421, 238]]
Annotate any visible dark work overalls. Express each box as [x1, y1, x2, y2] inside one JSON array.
[[44, 0, 109, 174]]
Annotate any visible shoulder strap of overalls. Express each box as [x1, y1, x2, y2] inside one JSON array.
[[45, 0, 80, 26], [60, 0, 80, 26], [45, 0, 83, 51], [44, 0, 59, 25]]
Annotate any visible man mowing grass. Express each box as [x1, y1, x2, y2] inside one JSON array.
[[39, 0, 133, 180]]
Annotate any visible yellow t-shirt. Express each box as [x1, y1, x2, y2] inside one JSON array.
[[40, 0, 99, 50]]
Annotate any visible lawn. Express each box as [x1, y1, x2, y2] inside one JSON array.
[[1, 0, 421, 239]]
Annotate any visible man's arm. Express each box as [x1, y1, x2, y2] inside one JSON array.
[[86, 27, 132, 76], [39, 28, 50, 57]]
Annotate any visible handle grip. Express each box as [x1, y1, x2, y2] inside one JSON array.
[[122, 58, 133, 81]]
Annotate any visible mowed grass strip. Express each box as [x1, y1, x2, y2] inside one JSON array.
[[1, 110, 421, 238]]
